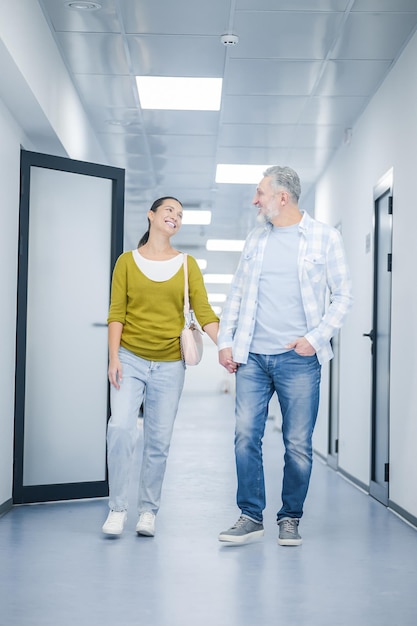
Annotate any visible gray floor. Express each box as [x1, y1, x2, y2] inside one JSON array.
[[1, 391, 417, 626]]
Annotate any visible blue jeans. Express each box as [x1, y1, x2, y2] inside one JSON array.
[[107, 347, 185, 514], [234, 351, 321, 522]]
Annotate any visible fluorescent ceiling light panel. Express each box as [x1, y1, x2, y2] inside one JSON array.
[[206, 239, 245, 252], [208, 293, 227, 303], [182, 210, 212, 225], [196, 259, 207, 270], [215, 164, 269, 184], [203, 274, 234, 284], [136, 76, 222, 111]]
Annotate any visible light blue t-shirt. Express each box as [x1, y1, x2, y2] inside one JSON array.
[[250, 223, 308, 355]]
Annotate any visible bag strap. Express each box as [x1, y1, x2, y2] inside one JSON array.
[[183, 253, 190, 315]]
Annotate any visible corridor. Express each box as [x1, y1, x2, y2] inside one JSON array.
[[1, 391, 416, 626]]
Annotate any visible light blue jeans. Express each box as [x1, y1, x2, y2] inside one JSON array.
[[107, 347, 185, 514], [235, 351, 321, 522]]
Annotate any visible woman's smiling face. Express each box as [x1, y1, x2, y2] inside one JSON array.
[[149, 198, 183, 235]]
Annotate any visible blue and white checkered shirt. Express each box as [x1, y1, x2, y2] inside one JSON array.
[[218, 211, 353, 365]]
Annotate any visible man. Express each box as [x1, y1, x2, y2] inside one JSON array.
[[218, 166, 352, 546]]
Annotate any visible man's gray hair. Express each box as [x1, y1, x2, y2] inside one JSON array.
[[263, 166, 301, 202]]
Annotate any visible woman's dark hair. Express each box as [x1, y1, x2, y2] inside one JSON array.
[[137, 196, 182, 247]]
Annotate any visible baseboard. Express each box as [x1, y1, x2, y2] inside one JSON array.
[[388, 500, 417, 530], [336, 466, 369, 494], [0, 498, 12, 518]]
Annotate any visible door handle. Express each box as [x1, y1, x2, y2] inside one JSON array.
[[363, 330, 375, 341]]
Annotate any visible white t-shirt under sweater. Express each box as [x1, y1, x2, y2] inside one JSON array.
[[133, 249, 184, 280]]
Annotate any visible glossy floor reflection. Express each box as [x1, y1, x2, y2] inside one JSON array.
[[1, 391, 417, 626]]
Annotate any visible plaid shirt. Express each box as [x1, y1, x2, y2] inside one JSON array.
[[218, 211, 353, 365]]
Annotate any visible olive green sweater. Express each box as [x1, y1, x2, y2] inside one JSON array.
[[107, 251, 219, 361]]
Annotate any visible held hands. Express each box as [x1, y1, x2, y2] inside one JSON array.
[[108, 357, 122, 389], [285, 337, 316, 356], [219, 347, 239, 373]]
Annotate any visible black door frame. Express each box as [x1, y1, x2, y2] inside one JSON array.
[[368, 168, 393, 506], [13, 149, 124, 504]]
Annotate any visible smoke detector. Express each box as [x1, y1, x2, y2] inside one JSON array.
[[220, 34, 239, 46]]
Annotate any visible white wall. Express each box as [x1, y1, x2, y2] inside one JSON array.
[[0, 101, 24, 509], [0, 1, 107, 512], [0, 1, 106, 163], [315, 29, 417, 518]]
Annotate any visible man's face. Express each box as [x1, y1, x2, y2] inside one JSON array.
[[252, 176, 280, 223]]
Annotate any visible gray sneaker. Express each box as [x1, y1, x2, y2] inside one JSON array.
[[277, 518, 302, 546], [218, 515, 264, 544]]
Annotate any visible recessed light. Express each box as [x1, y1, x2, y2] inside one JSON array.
[[105, 119, 133, 127], [203, 274, 234, 284], [65, 2, 102, 11], [182, 210, 212, 226], [206, 239, 245, 252], [216, 164, 269, 184], [207, 293, 227, 303], [196, 259, 207, 270], [136, 76, 222, 111]]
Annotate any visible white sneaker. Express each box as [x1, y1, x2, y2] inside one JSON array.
[[102, 510, 127, 536], [136, 511, 156, 536]]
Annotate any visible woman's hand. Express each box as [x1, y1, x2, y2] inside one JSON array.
[[108, 357, 122, 389], [219, 347, 239, 373]]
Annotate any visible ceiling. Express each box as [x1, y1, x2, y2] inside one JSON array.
[[37, 0, 417, 298]]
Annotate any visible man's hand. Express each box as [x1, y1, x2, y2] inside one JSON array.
[[219, 347, 239, 373], [285, 337, 316, 356]]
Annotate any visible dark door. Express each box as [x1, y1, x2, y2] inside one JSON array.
[[327, 332, 340, 469], [366, 169, 393, 506]]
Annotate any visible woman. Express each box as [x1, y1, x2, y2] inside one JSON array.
[[102, 196, 219, 536]]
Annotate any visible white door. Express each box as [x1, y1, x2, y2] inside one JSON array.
[[14, 150, 124, 503]]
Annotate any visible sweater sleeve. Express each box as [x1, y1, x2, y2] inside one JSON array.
[[107, 253, 128, 324], [186, 255, 219, 328]]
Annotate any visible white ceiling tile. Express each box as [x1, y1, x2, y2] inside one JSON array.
[[73, 74, 137, 107], [155, 172, 214, 188], [226, 59, 324, 96], [331, 12, 417, 59], [217, 146, 291, 164], [141, 111, 219, 135], [97, 133, 149, 156], [300, 95, 369, 125], [292, 124, 344, 148], [39, 0, 121, 32], [236, 0, 348, 9], [119, 0, 231, 35], [109, 154, 151, 171], [148, 135, 217, 157], [287, 147, 336, 170], [79, 106, 142, 131], [150, 156, 214, 175], [222, 95, 308, 124], [126, 35, 225, 76], [55, 32, 130, 74], [232, 11, 344, 59], [351, 0, 417, 12], [219, 124, 298, 147], [315, 60, 392, 96]]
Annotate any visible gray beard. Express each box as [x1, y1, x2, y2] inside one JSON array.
[[256, 207, 280, 224]]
